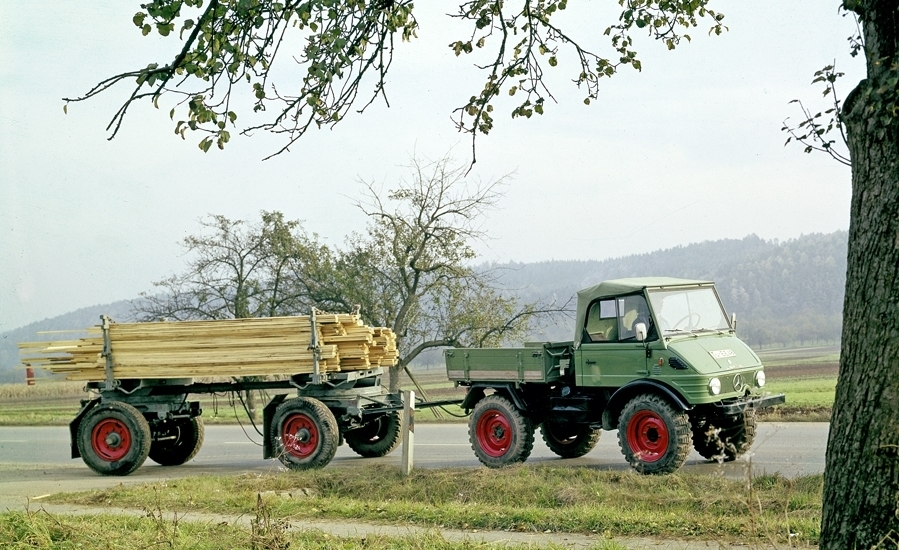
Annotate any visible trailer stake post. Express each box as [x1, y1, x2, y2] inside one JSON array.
[[401, 390, 415, 475], [308, 309, 322, 385], [100, 315, 118, 391]]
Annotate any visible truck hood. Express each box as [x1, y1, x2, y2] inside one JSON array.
[[666, 334, 762, 374]]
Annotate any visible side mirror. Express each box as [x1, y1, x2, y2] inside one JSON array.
[[634, 322, 647, 342]]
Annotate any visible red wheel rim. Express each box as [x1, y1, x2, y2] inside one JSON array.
[[91, 418, 132, 461], [282, 413, 319, 458], [476, 409, 512, 457], [626, 410, 668, 463]]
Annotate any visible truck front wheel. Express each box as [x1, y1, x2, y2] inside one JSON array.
[[617, 394, 691, 474], [469, 395, 534, 468], [691, 410, 757, 462], [78, 402, 152, 476], [344, 412, 402, 458], [540, 421, 600, 458], [270, 397, 339, 470]]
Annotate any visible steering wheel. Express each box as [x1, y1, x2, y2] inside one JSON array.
[[671, 312, 701, 331]]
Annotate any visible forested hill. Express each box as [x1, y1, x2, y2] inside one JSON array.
[[492, 231, 847, 346], [0, 231, 846, 383]]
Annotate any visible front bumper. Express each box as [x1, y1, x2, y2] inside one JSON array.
[[715, 393, 786, 415]]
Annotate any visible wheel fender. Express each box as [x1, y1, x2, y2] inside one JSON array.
[[262, 394, 288, 459], [602, 381, 690, 431], [69, 398, 101, 459], [462, 384, 527, 412]]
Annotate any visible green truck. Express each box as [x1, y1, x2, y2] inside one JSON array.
[[445, 277, 786, 474]]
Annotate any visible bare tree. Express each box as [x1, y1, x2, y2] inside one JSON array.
[[341, 154, 567, 392]]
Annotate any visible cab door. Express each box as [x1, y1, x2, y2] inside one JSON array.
[[576, 295, 650, 387]]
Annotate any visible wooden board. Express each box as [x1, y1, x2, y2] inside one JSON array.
[[19, 313, 399, 381]]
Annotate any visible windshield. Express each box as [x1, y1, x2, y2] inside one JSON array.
[[648, 287, 730, 333]]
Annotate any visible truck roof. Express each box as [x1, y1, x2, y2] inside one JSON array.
[[574, 277, 713, 345]]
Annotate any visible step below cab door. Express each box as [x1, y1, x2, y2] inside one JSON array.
[[576, 295, 651, 387]]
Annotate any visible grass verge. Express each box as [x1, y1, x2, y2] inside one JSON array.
[[49, 465, 822, 546], [0, 508, 620, 550]]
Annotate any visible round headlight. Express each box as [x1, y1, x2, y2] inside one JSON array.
[[755, 370, 766, 387], [708, 378, 721, 396]]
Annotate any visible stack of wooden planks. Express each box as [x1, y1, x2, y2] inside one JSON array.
[[18, 313, 399, 381]]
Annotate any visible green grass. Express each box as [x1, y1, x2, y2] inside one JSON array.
[[0, 509, 619, 550], [49, 465, 823, 546], [765, 376, 836, 408]]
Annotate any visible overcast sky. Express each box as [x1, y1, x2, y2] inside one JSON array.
[[1, 1, 862, 331]]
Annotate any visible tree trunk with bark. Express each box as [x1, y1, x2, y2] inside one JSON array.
[[821, 2, 899, 547]]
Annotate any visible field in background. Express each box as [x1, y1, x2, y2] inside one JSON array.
[[0, 345, 838, 426]]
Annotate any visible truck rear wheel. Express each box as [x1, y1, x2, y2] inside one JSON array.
[[617, 394, 690, 475], [271, 397, 339, 470], [344, 412, 402, 458], [469, 395, 534, 468], [148, 417, 205, 466], [541, 421, 600, 458], [691, 410, 757, 462], [78, 402, 152, 476]]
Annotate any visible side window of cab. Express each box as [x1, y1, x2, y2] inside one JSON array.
[[585, 299, 618, 342], [618, 294, 656, 341]]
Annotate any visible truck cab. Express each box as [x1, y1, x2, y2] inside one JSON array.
[[447, 277, 785, 474]]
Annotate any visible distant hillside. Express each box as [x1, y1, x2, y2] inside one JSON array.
[[493, 232, 847, 346], [0, 232, 847, 383], [0, 301, 135, 383]]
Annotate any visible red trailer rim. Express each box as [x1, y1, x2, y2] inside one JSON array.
[[91, 418, 132, 461], [626, 410, 668, 463], [282, 414, 319, 458], [476, 410, 512, 457]]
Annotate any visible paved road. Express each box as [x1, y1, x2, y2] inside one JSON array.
[[0, 422, 828, 510]]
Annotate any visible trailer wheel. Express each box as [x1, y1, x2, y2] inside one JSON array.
[[691, 410, 757, 462], [469, 395, 534, 468], [540, 421, 601, 459], [344, 412, 402, 458], [148, 417, 205, 466], [271, 397, 339, 470], [78, 402, 151, 476], [617, 394, 690, 475]]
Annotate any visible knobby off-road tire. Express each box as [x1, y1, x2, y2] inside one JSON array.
[[691, 410, 757, 462], [344, 412, 402, 458], [617, 393, 691, 475], [469, 395, 534, 468], [540, 421, 601, 458], [148, 417, 205, 466], [78, 401, 152, 476], [270, 397, 339, 470]]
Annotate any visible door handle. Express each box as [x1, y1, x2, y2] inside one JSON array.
[[585, 360, 597, 365]]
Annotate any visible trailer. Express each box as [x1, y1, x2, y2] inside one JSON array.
[[20, 311, 450, 476]]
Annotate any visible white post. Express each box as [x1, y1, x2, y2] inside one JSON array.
[[401, 390, 415, 475]]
